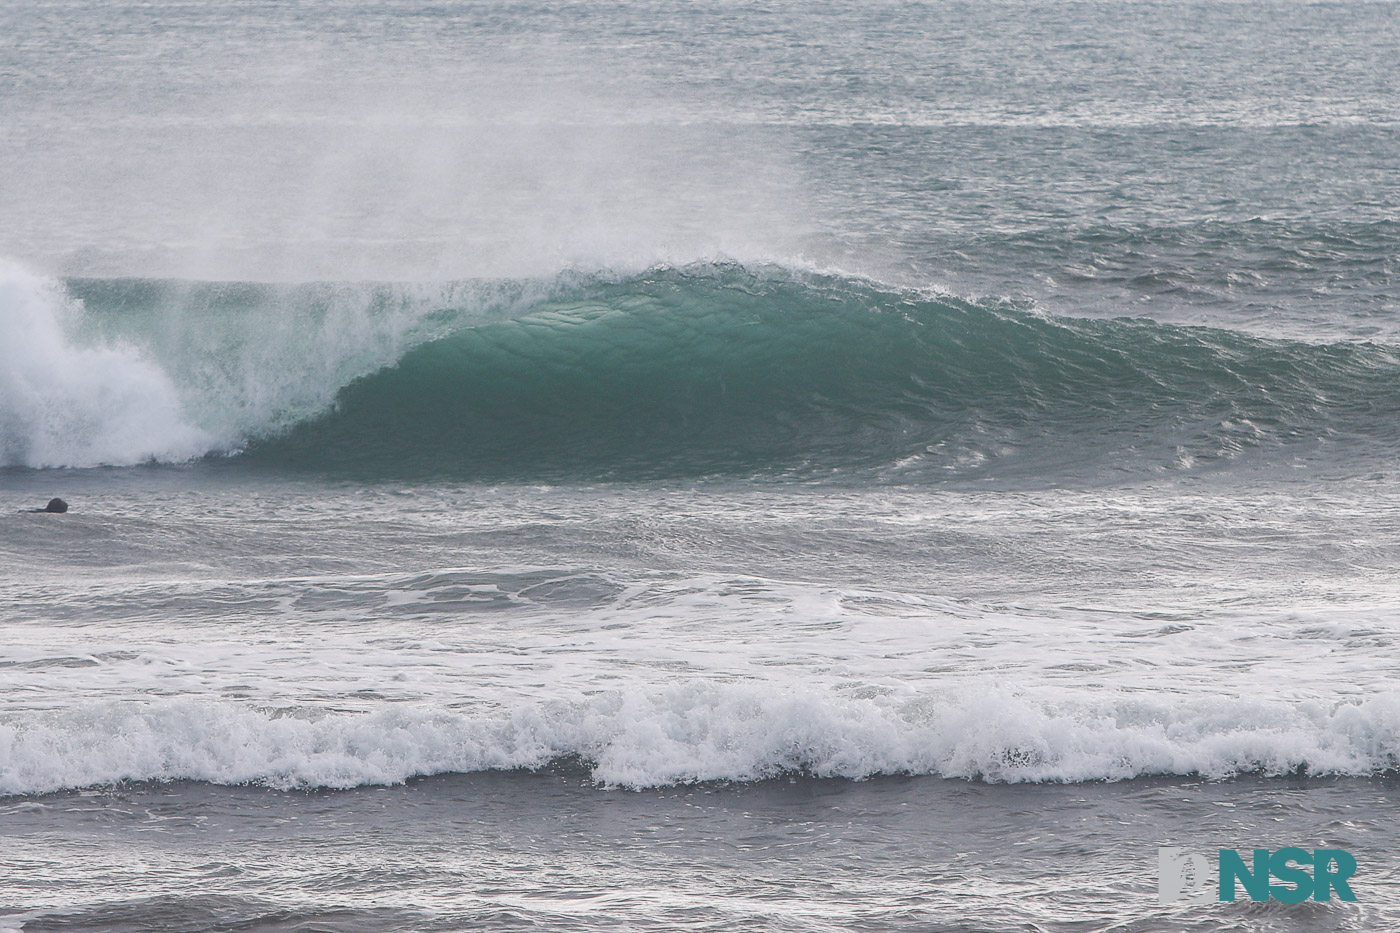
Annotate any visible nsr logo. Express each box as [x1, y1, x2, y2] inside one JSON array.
[[1158, 847, 1358, 904]]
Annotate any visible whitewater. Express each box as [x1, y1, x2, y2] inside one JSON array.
[[4, 0, 1400, 930]]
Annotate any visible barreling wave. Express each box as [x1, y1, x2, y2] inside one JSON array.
[[7, 260, 1400, 480], [4, 688, 1400, 795], [241, 264, 1400, 481]]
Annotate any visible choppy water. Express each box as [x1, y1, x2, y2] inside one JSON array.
[[3, 0, 1400, 930], [5, 774, 1399, 933]]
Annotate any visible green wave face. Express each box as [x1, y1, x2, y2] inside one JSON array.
[[238, 265, 1400, 482]]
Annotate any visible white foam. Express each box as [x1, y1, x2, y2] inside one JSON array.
[[0, 260, 217, 467], [0, 261, 558, 468], [4, 560, 1400, 793], [2, 687, 1398, 795]]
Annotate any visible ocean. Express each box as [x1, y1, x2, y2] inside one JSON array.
[[2, 1, 1399, 929]]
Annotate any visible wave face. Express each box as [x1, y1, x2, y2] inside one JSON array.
[[246, 265, 1400, 481], [10, 262, 1400, 480]]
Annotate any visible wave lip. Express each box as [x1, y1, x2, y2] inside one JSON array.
[[4, 688, 1399, 796]]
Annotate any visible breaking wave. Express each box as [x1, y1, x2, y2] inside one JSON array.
[[3, 688, 1399, 795], [6, 260, 1400, 480]]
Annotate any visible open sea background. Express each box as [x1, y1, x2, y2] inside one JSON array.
[[3, 1, 1400, 929]]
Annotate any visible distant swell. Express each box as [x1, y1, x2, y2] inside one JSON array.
[[4, 688, 1400, 795], [8, 261, 1400, 480]]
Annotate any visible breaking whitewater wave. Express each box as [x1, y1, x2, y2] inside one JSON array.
[[3, 687, 1399, 795], [0, 262, 215, 468], [7, 260, 1400, 479]]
